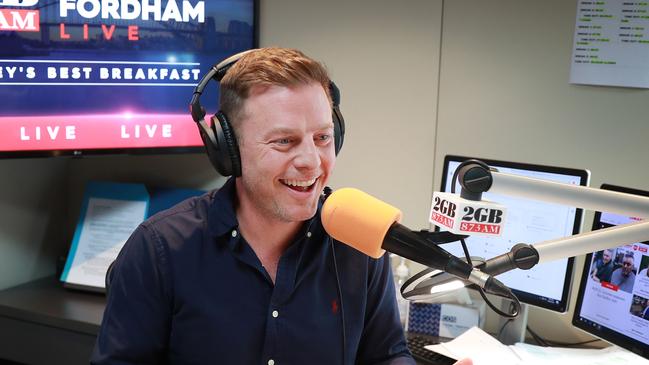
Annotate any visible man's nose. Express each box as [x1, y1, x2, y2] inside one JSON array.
[[293, 139, 320, 169]]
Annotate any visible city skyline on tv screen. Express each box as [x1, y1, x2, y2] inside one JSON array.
[[0, 0, 256, 154]]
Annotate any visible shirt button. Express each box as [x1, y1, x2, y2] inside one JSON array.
[[268, 360, 275, 365], [306, 231, 312, 238], [272, 310, 279, 318], [231, 230, 237, 237]]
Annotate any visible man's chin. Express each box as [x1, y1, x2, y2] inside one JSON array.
[[282, 205, 318, 223]]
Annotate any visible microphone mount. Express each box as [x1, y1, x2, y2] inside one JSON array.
[[454, 159, 495, 201], [404, 159, 649, 304]]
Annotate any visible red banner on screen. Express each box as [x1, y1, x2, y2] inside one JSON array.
[[0, 114, 203, 151]]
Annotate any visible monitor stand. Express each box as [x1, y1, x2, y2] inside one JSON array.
[[496, 301, 529, 345]]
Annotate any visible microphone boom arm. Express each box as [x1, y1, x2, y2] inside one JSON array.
[[404, 162, 649, 301], [488, 170, 649, 263]]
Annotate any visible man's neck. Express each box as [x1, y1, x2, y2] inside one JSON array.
[[237, 206, 301, 254], [234, 184, 303, 282]]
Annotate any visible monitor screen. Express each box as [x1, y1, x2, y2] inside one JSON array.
[[0, 0, 257, 157], [573, 184, 649, 358], [439, 155, 590, 312]]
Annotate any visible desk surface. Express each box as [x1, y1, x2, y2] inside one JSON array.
[[0, 276, 105, 335]]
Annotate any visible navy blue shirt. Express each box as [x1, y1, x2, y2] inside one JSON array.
[[91, 178, 414, 365]]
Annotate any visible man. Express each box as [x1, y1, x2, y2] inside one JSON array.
[[610, 253, 636, 293], [590, 249, 615, 283], [91, 48, 470, 365]]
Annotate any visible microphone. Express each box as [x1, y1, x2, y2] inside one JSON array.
[[321, 187, 512, 297]]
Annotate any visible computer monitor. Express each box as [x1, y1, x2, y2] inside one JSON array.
[[572, 184, 649, 358], [439, 155, 590, 312]]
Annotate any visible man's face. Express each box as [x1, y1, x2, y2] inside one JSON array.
[[603, 250, 612, 264], [622, 257, 634, 275], [235, 82, 335, 223]]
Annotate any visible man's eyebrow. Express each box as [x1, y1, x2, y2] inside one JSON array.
[[264, 127, 297, 137], [313, 122, 335, 132], [319, 122, 335, 130], [263, 123, 334, 138]]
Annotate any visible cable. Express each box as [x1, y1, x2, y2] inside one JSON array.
[[451, 160, 521, 319], [526, 326, 604, 348], [459, 238, 520, 318], [496, 301, 516, 339], [330, 238, 347, 364], [526, 326, 550, 347]]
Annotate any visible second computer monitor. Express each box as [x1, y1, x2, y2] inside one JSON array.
[[573, 184, 649, 359], [439, 155, 590, 312]]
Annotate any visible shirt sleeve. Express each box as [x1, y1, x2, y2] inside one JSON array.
[[90, 224, 172, 365], [355, 253, 415, 365]]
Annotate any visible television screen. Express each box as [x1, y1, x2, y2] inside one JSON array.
[[0, 0, 257, 157]]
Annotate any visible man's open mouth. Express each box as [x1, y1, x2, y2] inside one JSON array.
[[280, 178, 318, 192]]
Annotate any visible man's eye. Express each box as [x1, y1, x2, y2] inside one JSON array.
[[317, 134, 331, 141], [276, 138, 291, 145]]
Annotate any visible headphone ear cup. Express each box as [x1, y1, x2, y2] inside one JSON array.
[[215, 111, 242, 177], [199, 112, 240, 177], [197, 118, 226, 175], [332, 106, 345, 156], [329, 81, 345, 155]]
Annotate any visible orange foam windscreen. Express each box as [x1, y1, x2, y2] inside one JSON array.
[[321, 188, 402, 258]]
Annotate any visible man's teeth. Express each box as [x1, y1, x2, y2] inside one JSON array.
[[282, 178, 317, 187]]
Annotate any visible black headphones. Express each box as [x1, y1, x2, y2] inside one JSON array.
[[190, 49, 346, 177]]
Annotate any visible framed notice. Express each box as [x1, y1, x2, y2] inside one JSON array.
[[570, 0, 649, 88], [60, 181, 149, 292]]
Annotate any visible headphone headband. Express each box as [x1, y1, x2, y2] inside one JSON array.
[[190, 49, 346, 177]]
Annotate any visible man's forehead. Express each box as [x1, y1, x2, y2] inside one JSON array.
[[246, 82, 331, 105], [237, 83, 333, 136]]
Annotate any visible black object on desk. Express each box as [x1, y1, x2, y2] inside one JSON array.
[[0, 276, 105, 365], [407, 333, 457, 365]]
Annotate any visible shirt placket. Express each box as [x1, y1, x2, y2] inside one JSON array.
[[260, 230, 311, 365]]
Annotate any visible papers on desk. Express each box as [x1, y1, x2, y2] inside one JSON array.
[[60, 182, 150, 291], [425, 326, 649, 365], [426, 327, 519, 364], [60, 181, 205, 292]]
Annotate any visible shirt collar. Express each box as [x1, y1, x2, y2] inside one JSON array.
[[208, 177, 239, 239], [208, 177, 327, 242]]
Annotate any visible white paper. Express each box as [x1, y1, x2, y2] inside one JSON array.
[[425, 327, 523, 365], [570, 0, 649, 88], [64, 197, 147, 288], [512, 342, 649, 365], [425, 326, 649, 365]]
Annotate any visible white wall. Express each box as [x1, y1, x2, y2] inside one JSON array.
[[435, 0, 649, 343], [261, 0, 443, 229], [0, 158, 67, 290]]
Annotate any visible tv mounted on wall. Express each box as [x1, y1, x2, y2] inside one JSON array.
[[0, 0, 258, 157]]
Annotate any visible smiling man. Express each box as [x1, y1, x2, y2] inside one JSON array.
[[91, 48, 470, 365], [611, 253, 636, 293]]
